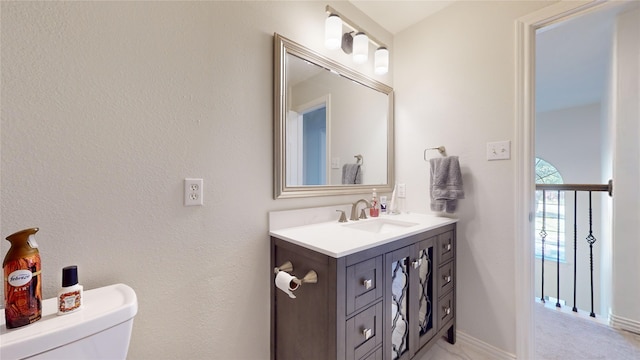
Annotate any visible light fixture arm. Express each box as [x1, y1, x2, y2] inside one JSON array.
[[325, 5, 388, 50]]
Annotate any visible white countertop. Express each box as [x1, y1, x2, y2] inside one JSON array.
[[269, 212, 458, 258]]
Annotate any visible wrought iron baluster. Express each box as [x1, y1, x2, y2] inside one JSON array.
[[556, 190, 561, 308], [535, 183, 610, 315], [540, 190, 547, 303], [572, 191, 578, 312], [586, 191, 597, 318]]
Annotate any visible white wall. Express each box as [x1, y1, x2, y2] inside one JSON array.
[[0, 2, 393, 359], [536, 103, 604, 184], [394, 1, 552, 355], [611, 6, 640, 328]]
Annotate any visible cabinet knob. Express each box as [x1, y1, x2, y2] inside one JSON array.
[[443, 306, 451, 315], [411, 259, 422, 269], [363, 279, 373, 289], [443, 243, 452, 251], [443, 275, 452, 283], [363, 328, 372, 340]]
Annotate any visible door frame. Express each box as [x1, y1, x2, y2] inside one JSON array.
[[515, 1, 616, 358]]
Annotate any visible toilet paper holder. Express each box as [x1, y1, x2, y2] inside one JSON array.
[[274, 261, 294, 274], [274, 261, 318, 285]]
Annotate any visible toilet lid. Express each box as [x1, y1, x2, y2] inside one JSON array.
[[0, 283, 137, 359]]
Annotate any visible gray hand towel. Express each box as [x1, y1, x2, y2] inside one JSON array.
[[430, 156, 464, 213], [342, 164, 362, 184]]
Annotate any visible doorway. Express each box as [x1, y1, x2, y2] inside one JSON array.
[[302, 106, 327, 185], [516, 1, 639, 358], [285, 95, 331, 186], [534, 3, 616, 318]]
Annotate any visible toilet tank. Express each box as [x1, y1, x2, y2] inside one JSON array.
[[1, 283, 138, 360]]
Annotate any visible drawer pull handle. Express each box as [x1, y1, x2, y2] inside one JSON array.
[[443, 307, 451, 315], [363, 279, 373, 289], [443, 275, 452, 283], [363, 328, 372, 340], [411, 259, 422, 269]]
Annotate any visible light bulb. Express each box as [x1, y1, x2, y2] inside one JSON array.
[[325, 14, 342, 50], [353, 32, 368, 64], [374, 47, 389, 74]]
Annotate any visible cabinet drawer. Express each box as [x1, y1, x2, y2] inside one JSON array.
[[346, 256, 383, 314], [439, 292, 454, 329], [438, 231, 454, 264], [346, 302, 383, 360], [438, 261, 454, 297]]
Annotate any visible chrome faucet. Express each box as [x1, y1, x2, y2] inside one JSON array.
[[350, 199, 371, 221]]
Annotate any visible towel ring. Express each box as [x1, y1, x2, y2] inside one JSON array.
[[424, 146, 446, 161], [354, 154, 363, 165]]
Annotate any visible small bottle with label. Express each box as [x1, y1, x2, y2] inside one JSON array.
[[370, 189, 380, 217], [57, 265, 83, 315], [380, 195, 387, 215]]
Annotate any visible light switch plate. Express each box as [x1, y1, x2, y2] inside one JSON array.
[[397, 183, 406, 198], [331, 157, 340, 169], [487, 141, 511, 161]]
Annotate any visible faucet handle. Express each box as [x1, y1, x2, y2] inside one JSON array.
[[336, 210, 348, 223], [359, 208, 368, 220]]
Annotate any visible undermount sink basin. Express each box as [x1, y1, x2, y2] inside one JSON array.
[[343, 218, 419, 234]]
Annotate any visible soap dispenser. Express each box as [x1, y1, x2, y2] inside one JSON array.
[[370, 188, 380, 217]]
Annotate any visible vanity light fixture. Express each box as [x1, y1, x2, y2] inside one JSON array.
[[324, 5, 389, 75]]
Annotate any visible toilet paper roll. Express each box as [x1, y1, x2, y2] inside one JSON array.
[[275, 271, 299, 299]]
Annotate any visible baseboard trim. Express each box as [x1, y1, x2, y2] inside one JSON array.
[[457, 331, 516, 360], [610, 313, 640, 335]]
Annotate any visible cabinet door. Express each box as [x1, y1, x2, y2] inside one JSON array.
[[415, 237, 437, 349], [385, 246, 412, 360]]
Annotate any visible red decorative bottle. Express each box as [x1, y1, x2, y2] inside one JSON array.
[[3, 227, 42, 329]]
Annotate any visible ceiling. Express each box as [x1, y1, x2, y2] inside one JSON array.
[[349, 1, 638, 114], [536, 1, 638, 113], [349, 0, 456, 34]]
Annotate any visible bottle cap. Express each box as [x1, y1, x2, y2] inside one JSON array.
[[62, 265, 79, 287]]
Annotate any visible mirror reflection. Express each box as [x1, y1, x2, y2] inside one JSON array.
[[274, 33, 394, 198]]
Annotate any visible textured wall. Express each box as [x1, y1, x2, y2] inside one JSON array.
[[1, 2, 391, 359]]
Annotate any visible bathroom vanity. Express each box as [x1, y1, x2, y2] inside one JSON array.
[[270, 211, 457, 360]]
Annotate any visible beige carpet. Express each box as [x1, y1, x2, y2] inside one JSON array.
[[535, 303, 640, 360]]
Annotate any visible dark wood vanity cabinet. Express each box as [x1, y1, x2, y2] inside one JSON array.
[[271, 223, 456, 360]]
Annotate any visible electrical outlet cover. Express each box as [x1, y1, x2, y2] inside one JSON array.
[[184, 178, 203, 206]]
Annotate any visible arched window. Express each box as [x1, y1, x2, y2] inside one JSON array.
[[535, 158, 565, 262]]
